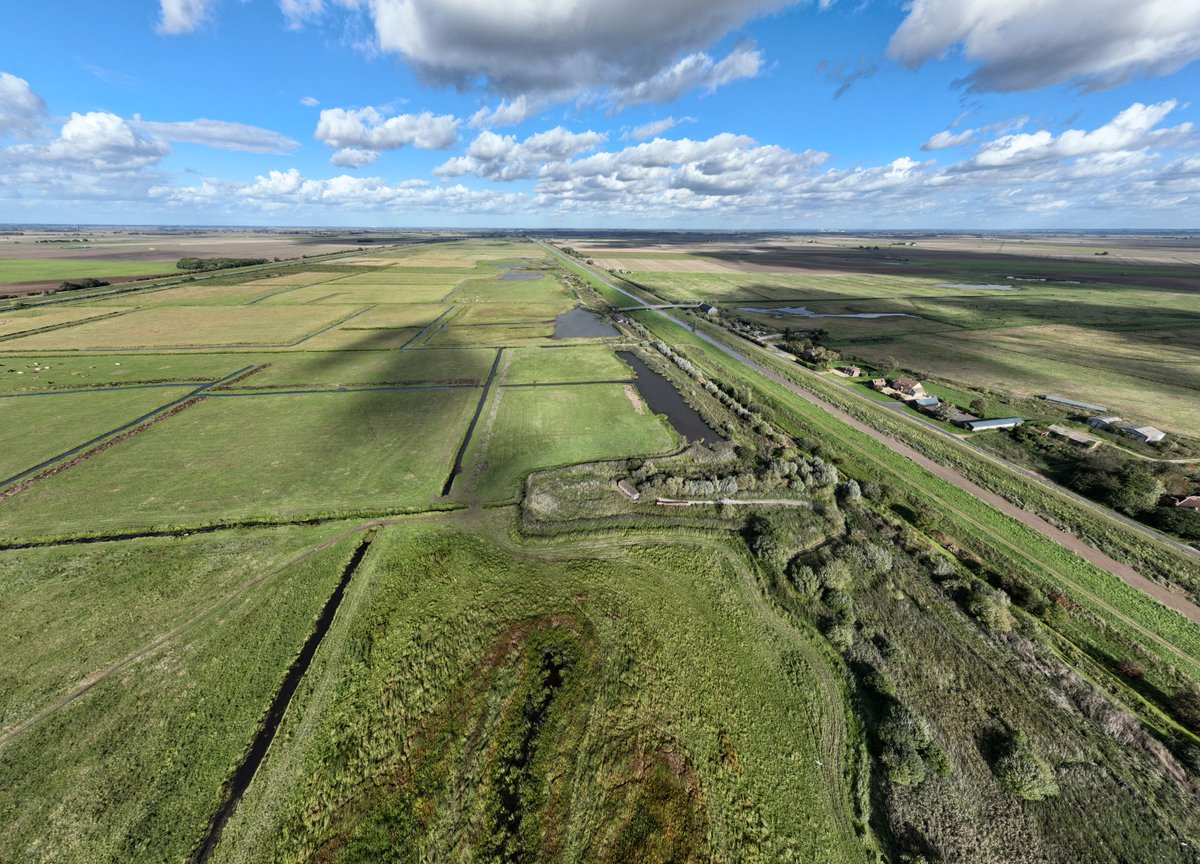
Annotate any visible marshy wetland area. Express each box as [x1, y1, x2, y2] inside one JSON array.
[[2, 230, 1200, 864]]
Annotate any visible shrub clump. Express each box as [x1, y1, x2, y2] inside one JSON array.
[[993, 732, 1059, 800]]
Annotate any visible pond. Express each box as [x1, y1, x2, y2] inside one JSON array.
[[499, 270, 544, 281], [554, 307, 619, 339], [737, 305, 913, 319], [617, 351, 723, 444]]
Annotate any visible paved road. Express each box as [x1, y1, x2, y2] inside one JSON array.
[[543, 243, 1200, 626]]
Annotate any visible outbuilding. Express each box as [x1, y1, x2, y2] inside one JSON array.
[[617, 479, 641, 501], [964, 417, 1024, 432], [697, 303, 720, 317], [1088, 416, 1122, 431], [1120, 424, 1166, 443]]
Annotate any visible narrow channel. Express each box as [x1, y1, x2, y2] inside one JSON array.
[[191, 533, 375, 864], [616, 350, 723, 443], [440, 347, 504, 496]]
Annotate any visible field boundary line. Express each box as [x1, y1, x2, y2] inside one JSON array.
[[0, 365, 259, 495], [0, 309, 135, 344], [399, 306, 455, 350]]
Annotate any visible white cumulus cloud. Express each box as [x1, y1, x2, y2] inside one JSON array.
[[0, 72, 47, 140], [888, 0, 1200, 92], [314, 106, 460, 166], [158, 0, 213, 34]]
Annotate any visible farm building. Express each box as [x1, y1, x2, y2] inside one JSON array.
[[963, 417, 1023, 432], [697, 303, 720, 317], [870, 378, 888, 391], [617, 479, 641, 501], [949, 411, 981, 427], [1043, 395, 1108, 413], [1088, 416, 1122, 431], [914, 396, 940, 408], [1048, 424, 1101, 450], [836, 365, 863, 377], [1175, 496, 1200, 511], [1120, 424, 1166, 443], [891, 377, 927, 398]]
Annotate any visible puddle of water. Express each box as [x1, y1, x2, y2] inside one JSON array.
[[616, 351, 723, 443], [499, 270, 544, 282], [554, 308, 619, 339], [737, 306, 913, 319]]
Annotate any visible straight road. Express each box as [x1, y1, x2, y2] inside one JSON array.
[[542, 243, 1200, 626]]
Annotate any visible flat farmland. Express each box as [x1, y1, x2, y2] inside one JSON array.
[[0, 305, 363, 351], [427, 321, 556, 348], [0, 386, 196, 481], [0, 306, 131, 339], [850, 324, 1200, 429], [88, 281, 291, 307], [452, 301, 570, 324], [259, 282, 454, 304], [225, 347, 495, 388], [0, 258, 180, 286], [0, 531, 359, 864], [0, 523, 348, 730], [461, 383, 677, 502], [290, 326, 424, 351], [0, 388, 478, 539], [335, 303, 447, 328], [0, 354, 236, 391], [504, 345, 633, 384], [449, 274, 571, 304]]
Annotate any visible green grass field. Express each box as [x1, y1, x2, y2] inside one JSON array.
[[0, 388, 478, 539], [1, 305, 365, 351], [462, 383, 677, 502], [0, 529, 359, 863], [0, 259, 181, 285], [0, 386, 197, 481], [0, 353, 235, 391], [504, 345, 634, 384]]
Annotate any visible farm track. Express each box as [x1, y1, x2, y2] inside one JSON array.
[[544, 245, 1200, 639]]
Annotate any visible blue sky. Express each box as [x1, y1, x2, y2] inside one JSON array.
[[1, 0, 1199, 227]]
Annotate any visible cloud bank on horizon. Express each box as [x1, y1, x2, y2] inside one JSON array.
[[2, 0, 1200, 226]]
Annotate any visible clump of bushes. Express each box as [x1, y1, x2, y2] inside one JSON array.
[[877, 702, 951, 787], [176, 256, 268, 272], [992, 731, 1058, 800], [57, 277, 109, 291]]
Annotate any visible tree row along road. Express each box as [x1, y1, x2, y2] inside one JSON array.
[[542, 243, 1200, 629]]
